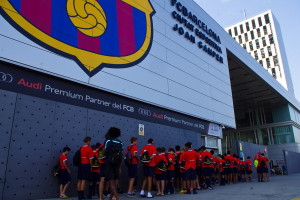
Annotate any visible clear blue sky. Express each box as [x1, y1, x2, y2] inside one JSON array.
[[194, 0, 300, 101]]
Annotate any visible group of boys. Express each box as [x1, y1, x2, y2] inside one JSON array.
[[58, 129, 269, 200]]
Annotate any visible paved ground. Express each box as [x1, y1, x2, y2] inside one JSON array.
[[38, 174, 300, 200]]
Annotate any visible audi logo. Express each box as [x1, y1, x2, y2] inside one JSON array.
[[138, 108, 152, 116], [0, 72, 13, 83]]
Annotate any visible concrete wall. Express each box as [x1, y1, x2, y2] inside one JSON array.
[[283, 150, 300, 175], [268, 143, 300, 166]]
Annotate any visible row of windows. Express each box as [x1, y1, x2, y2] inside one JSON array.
[[238, 34, 274, 51], [228, 14, 270, 37], [234, 25, 270, 43]]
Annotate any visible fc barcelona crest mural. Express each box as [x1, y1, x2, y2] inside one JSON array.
[[0, 0, 155, 76]]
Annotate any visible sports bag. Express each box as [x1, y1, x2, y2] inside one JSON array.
[[226, 158, 231, 166], [98, 146, 106, 160], [92, 155, 100, 168], [107, 140, 123, 165], [204, 155, 212, 165], [124, 145, 134, 167], [73, 148, 81, 167], [158, 160, 168, 172], [140, 150, 151, 164], [52, 162, 60, 177]]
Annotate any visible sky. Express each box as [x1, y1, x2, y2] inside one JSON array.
[[194, 0, 300, 101]]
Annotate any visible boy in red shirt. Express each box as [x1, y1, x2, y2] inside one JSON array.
[[245, 156, 252, 182], [179, 147, 187, 193], [174, 145, 181, 191], [140, 138, 157, 198], [77, 137, 94, 200], [166, 148, 176, 194], [254, 152, 261, 182], [239, 157, 246, 182], [218, 155, 226, 185], [183, 142, 199, 194], [232, 154, 239, 184], [88, 145, 100, 198], [59, 146, 71, 199], [155, 147, 168, 196], [211, 150, 219, 186], [199, 146, 213, 190], [126, 137, 138, 197], [260, 153, 269, 182], [224, 151, 234, 184]]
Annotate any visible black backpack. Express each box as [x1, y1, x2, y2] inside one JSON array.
[[222, 162, 227, 169], [124, 145, 134, 167], [240, 163, 245, 169], [107, 140, 123, 165], [175, 153, 181, 167], [52, 162, 60, 177], [204, 155, 212, 165], [98, 146, 106, 160], [233, 161, 237, 168], [92, 154, 100, 168], [260, 159, 266, 167], [180, 161, 186, 170], [158, 159, 168, 172], [73, 148, 81, 167], [140, 150, 151, 164], [226, 158, 231, 166]]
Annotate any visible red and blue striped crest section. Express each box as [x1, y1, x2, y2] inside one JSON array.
[[9, 0, 147, 57]]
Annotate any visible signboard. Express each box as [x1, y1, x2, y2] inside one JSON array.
[[0, 61, 209, 134], [139, 124, 145, 136], [207, 123, 222, 138]]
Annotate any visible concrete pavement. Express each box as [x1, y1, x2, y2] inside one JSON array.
[[37, 174, 300, 200]]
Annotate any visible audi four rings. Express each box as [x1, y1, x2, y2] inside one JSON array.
[[0, 72, 13, 83], [138, 108, 152, 116]]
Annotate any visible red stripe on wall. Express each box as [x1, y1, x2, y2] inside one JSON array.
[[116, 0, 136, 56], [78, 31, 101, 54], [21, 0, 52, 35]]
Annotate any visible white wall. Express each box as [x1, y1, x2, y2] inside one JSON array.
[[0, 0, 236, 127]]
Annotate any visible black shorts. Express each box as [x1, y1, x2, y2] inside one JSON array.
[[59, 169, 71, 185], [264, 167, 269, 173], [128, 164, 138, 178], [220, 171, 225, 176], [202, 167, 213, 177], [143, 166, 155, 177], [167, 170, 175, 180], [240, 170, 245, 174], [246, 170, 253, 175], [156, 173, 167, 181], [180, 172, 186, 180], [78, 164, 91, 181], [175, 167, 181, 178], [100, 163, 105, 178], [185, 168, 196, 180], [258, 166, 264, 174], [225, 168, 233, 175], [233, 168, 238, 174], [196, 167, 202, 177], [104, 162, 120, 181], [90, 172, 100, 182]]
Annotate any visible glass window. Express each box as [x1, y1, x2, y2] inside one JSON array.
[[267, 46, 272, 56], [258, 129, 269, 145], [249, 41, 253, 51], [256, 39, 260, 49], [246, 22, 250, 31], [252, 19, 256, 29], [240, 24, 244, 34], [257, 28, 261, 37], [244, 33, 248, 42], [254, 50, 258, 60], [258, 17, 263, 26], [228, 29, 232, 36], [262, 37, 267, 46], [206, 137, 218, 148], [234, 27, 238, 36], [251, 31, 255, 40], [274, 56, 279, 66], [265, 14, 270, 24], [259, 60, 263, 65], [243, 44, 246, 49], [261, 48, 265, 59], [272, 126, 295, 145], [238, 35, 242, 44], [239, 130, 256, 144], [263, 26, 268, 35], [272, 68, 277, 78], [269, 34, 274, 44], [266, 58, 270, 68]]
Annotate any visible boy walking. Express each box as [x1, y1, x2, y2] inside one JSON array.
[[59, 146, 71, 199], [126, 137, 138, 197], [245, 156, 253, 182], [155, 147, 168, 196]]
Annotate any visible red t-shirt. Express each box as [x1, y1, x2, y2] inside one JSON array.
[[155, 153, 168, 174], [219, 159, 226, 172], [179, 153, 185, 173], [213, 156, 219, 169], [233, 158, 239, 168], [60, 154, 67, 169], [81, 145, 94, 164], [92, 150, 100, 173], [240, 160, 246, 170], [225, 155, 234, 168], [183, 149, 200, 170], [258, 156, 268, 168], [200, 151, 213, 168], [126, 144, 138, 165], [245, 160, 252, 171], [140, 144, 156, 167], [167, 153, 175, 171], [99, 143, 105, 164]]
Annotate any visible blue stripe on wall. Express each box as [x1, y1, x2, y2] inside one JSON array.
[[51, 0, 78, 47], [99, 0, 120, 56], [132, 7, 146, 51]]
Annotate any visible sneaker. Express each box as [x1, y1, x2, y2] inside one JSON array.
[[140, 190, 145, 197], [179, 190, 185, 193], [127, 193, 136, 198], [207, 187, 213, 190], [147, 193, 153, 198]]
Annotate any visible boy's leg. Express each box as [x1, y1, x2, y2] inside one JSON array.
[[156, 180, 161, 195], [148, 176, 152, 192], [60, 184, 63, 197], [62, 183, 70, 196], [99, 177, 105, 200], [161, 180, 165, 195]]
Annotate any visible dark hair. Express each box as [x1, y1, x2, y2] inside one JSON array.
[[131, 137, 137, 144], [227, 151, 231, 155], [210, 150, 214, 155], [106, 127, 121, 139], [233, 154, 237, 158], [247, 156, 251, 159], [200, 145, 206, 151], [185, 142, 192, 148], [175, 145, 180, 151], [91, 145, 97, 150], [83, 136, 91, 143], [157, 147, 162, 154], [63, 146, 71, 152], [161, 147, 166, 153], [240, 157, 243, 160], [96, 143, 101, 148], [148, 138, 154, 144], [261, 153, 265, 156], [168, 148, 175, 153]]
